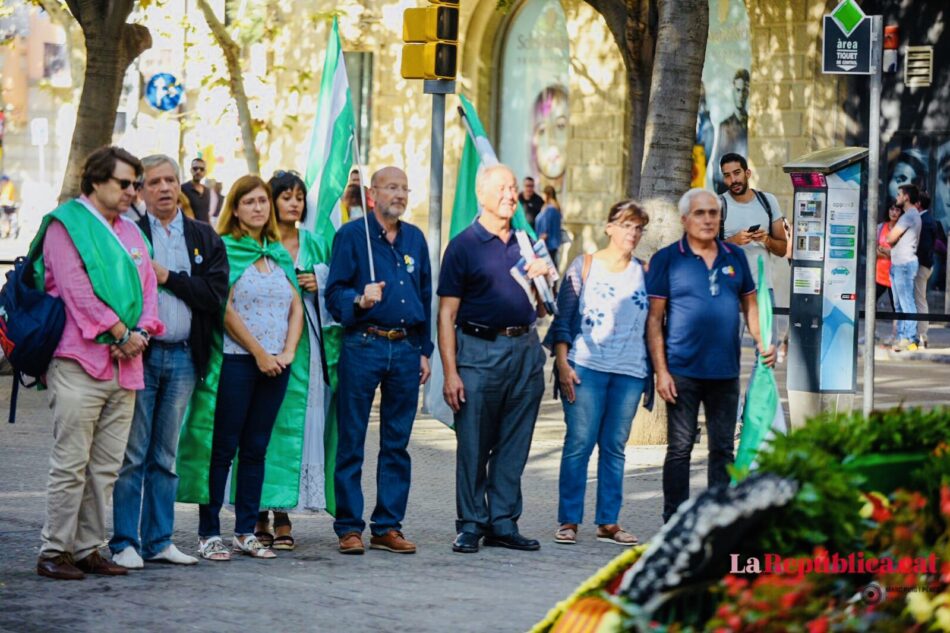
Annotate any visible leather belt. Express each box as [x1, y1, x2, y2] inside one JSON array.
[[365, 326, 410, 341], [460, 322, 531, 341]]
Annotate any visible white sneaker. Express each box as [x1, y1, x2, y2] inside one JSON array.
[[146, 543, 198, 565], [113, 547, 144, 569]]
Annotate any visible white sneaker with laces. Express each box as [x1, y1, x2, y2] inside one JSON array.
[[147, 543, 198, 565], [113, 547, 144, 569]]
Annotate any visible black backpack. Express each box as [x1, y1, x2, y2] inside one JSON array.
[[0, 254, 66, 422], [719, 190, 774, 240]]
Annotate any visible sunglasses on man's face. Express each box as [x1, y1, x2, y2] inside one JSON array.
[[192, 165, 205, 172], [108, 176, 138, 191]]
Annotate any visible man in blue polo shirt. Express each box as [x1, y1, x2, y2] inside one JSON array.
[[438, 163, 552, 554], [326, 166, 432, 555], [646, 188, 774, 523]]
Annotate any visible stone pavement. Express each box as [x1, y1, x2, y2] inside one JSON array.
[[0, 341, 948, 632]]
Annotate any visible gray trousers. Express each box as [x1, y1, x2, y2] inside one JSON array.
[[454, 328, 545, 536]]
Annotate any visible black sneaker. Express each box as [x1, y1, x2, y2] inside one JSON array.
[[452, 532, 480, 553], [483, 532, 541, 551]]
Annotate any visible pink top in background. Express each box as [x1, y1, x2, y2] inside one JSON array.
[[43, 202, 164, 390]]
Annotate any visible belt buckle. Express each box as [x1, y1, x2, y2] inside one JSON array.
[[504, 326, 518, 337], [386, 330, 400, 340]]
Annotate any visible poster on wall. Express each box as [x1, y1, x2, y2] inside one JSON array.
[[692, 0, 752, 193], [883, 133, 950, 238], [498, 0, 570, 194]]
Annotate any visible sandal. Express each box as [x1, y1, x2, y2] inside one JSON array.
[[272, 533, 295, 551], [554, 524, 578, 545], [198, 536, 231, 561], [232, 535, 276, 559], [596, 524, 639, 546], [254, 529, 274, 548]]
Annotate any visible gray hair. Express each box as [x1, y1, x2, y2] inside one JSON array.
[[140, 154, 181, 182], [475, 163, 515, 195], [677, 188, 720, 217]]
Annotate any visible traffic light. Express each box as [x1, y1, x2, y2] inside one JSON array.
[[401, 0, 459, 80]]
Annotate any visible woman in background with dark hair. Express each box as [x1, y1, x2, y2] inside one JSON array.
[[254, 170, 335, 550], [535, 185, 563, 268]]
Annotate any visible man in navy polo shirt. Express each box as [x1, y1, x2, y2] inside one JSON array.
[[326, 166, 432, 555], [646, 188, 774, 523], [438, 163, 552, 554]]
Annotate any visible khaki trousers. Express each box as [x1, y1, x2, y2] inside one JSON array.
[[40, 359, 135, 560]]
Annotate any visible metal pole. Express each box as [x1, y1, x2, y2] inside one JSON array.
[[423, 80, 455, 338], [862, 15, 883, 417], [351, 133, 375, 281]]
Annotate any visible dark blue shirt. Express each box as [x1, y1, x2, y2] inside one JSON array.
[[918, 209, 937, 269], [326, 213, 433, 357], [438, 221, 537, 328], [645, 236, 755, 380], [534, 205, 562, 253]]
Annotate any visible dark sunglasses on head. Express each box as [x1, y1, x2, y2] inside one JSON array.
[[273, 169, 301, 178]]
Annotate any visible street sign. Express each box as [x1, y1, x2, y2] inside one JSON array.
[[145, 73, 184, 111], [822, 0, 872, 75], [30, 117, 48, 146]]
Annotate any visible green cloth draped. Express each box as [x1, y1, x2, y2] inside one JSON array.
[[29, 199, 144, 343], [296, 229, 340, 514], [176, 234, 310, 509]]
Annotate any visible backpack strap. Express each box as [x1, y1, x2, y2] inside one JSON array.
[[581, 253, 593, 284], [753, 189, 774, 227], [719, 194, 728, 240]]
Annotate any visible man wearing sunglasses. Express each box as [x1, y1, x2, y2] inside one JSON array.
[[181, 157, 211, 223], [645, 188, 775, 524], [33, 146, 165, 580]]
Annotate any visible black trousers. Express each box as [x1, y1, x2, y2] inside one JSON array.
[[662, 375, 739, 522]]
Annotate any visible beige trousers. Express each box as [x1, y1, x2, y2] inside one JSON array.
[[915, 265, 932, 341], [40, 359, 135, 560]]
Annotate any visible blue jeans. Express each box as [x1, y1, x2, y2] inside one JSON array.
[[558, 364, 645, 525], [890, 260, 919, 342], [110, 343, 195, 558], [333, 331, 421, 537], [198, 354, 290, 538]]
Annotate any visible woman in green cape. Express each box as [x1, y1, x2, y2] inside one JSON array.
[[176, 175, 306, 561], [255, 170, 338, 550]]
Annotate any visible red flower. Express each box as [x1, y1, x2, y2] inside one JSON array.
[[940, 484, 950, 518], [806, 616, 830, 633], [893, 525, 914, 542], [908, 492, 928, 510], [865, 493, 893, 523], [780, 590, 804, 610]]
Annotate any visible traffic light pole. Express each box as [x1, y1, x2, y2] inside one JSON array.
[[423, 79, 455, 336]]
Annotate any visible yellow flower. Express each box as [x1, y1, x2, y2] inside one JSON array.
[[906, 590, 935, 623], [935, 606, 950, 632]]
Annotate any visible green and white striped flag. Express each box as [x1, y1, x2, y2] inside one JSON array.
[[303, 16, 355, 242]]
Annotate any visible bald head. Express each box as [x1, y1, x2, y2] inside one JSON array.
[[370, 166, 409, 220]]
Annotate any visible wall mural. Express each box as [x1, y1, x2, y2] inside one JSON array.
[[498, 0, 570, 192], [693, 0, 752, 194]]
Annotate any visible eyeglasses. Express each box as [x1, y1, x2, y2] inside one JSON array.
[[611, 222, 646, 234], [708, 268, 720, 297], [377, 184, 410, 194], [273, 169, 301, 178], [191, 165, 205, 172], [109, 176, 137, 190], [133, 180, 143, 191]]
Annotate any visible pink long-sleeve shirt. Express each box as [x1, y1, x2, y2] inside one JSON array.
[[43, 201, 164, 390]]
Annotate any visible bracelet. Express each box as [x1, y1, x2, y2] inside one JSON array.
[[134, 328, 151, 343], [115, 327, 131, 346]]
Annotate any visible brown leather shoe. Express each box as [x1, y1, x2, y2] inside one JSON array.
[[369, 529, 416, 554], [74, 550, 128, 576], [37, 554, 85, 580], [338, 532, 365, 555]]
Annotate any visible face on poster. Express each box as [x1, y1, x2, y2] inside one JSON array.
[[695, 0, 752, 193], [933, 140, 950, 231], [499, 0, 570, 193]]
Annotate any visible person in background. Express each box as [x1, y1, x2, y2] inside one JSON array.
[[876, 205, 902, 313], [518, 176, 545, 228], [181, 157, 211, 223], [546, 200, 654, 547], [342, 184, 364, 221], [915, 192, 936, 348], [534, 186, 563, 268], [254, 170, 333, 550], [884, 184, 923, 351]]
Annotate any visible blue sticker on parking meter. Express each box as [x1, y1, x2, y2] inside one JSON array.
[[146, 73, 184, 111]]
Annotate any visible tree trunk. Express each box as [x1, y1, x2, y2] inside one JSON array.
[[196, 0, 260, 175], [58, 1, 151, 201], [631, 0, 708, 446]]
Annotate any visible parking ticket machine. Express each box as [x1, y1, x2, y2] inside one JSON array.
[[782, 147, 869, 426]]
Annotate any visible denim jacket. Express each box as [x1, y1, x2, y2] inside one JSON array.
[[542, 254, 655, 410]]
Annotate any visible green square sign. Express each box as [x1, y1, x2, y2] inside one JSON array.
[[831, 0, 866, 36]]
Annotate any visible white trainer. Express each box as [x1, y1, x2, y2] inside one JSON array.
[[113, 547, 144, 569], [147, 543, 198, 565]]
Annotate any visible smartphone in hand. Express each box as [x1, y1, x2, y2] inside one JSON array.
[[748, 224, 761, 233]]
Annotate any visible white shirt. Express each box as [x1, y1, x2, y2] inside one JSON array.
[[722, 191, 783, 289]]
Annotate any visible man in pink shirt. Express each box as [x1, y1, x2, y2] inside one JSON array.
[[35, 146, 164, 580]]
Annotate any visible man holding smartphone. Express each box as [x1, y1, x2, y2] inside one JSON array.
[[719, 153, 787, 336]]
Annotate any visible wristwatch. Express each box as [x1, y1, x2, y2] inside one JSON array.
[[134, 328, 151, 343]]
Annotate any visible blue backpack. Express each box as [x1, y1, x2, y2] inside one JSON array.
[[0, 254, 66, 423]]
